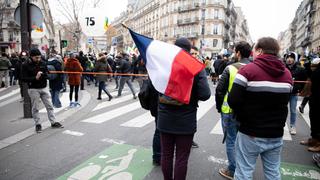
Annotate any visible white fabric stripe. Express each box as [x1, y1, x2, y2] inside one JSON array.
[[235, 74, 248, 83], [82, 101, 140, 124], [120, 111, 153, 127], [146, 40, 181, 93], [247, 81, 292, 89]]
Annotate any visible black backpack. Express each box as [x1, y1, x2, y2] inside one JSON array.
[[138, 80, 151, 110]]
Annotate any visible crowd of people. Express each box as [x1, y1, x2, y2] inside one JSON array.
[[0, 35, 320, 179]]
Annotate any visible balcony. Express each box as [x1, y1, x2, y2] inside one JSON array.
[[178, 3, 200, 13], [175, 33, 199, 39], [177, 17, 200, 26]]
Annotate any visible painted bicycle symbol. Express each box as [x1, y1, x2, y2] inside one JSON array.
[[68, 149, 137, 180]]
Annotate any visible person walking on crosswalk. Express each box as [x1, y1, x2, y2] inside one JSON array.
[[94, 53, 113, 101], [21, 48, 64, 133]]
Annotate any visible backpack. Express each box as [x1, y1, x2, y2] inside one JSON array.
[[138, 80, 151, 110], [47, 64, 58, 80]]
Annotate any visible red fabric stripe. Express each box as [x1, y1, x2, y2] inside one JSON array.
[[164, 50, 205, 104]]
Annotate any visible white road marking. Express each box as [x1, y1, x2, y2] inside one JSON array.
[[0, 87, 8, 92], [82, 101, 140, 124], [100, 138, 125, 144], [62, 130, 84, 136], [0, 96, 20, 108], [197, 96, 215, 121], [92, 93, 132, 112], [120, 111, 153, 127], [210, 119, 292, 141], [208, 156, 228, 165], [0, 89, 20, 101]]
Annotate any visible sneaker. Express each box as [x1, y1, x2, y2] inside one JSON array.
[[133, 95, 137, 99], [19, 98, 24, 103], [300, 138, 320, 146], [299, 106, 304, 114], [308, 145, 320, 152], [192, 141, 199, 148], [219, 168, 234, 180], [35, 124, 42, 133], [69, 102, 74, 107], [97, 97, 102, 100], [108, 96, 113, 101], [74, 102, 81, 107], [290, 126, 297, 135], [51, 122, 64, 128]]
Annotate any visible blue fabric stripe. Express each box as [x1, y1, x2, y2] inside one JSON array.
[[129, 29, 153, 64]]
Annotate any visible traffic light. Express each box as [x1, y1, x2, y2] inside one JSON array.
[[61, 40, 68, 48]]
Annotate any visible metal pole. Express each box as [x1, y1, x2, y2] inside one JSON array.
[[20, 0, 32, 118], [59, 30, 62, 55]]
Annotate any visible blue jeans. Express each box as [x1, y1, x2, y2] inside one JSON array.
[[98, 81, 112, 98], [50, 89, 62, 108], [234, 132, 283, 180], [221, 113, 238, 173], [289, 95, 298, 127]]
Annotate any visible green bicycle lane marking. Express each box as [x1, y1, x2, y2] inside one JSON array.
[[281, 162, 320, 179], [58, 144, 153, 180]]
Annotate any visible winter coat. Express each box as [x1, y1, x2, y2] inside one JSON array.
[[228, 54, 293, 138], [21, 58, 49, 89], [94, 57, 111, 82], [0, 57, 11, 71], [47, 58, 63, 90], [65, 58, 83, 86], [157, 70, 211, 135], [215, 58, 251, 112], [286, 62, 308, 94], [118, 58, 132, 74]]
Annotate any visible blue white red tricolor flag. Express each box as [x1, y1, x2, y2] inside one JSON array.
[[127, 28, 205, 104]]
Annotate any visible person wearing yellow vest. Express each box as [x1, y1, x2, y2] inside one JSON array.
[[215, 41, 251, 180]]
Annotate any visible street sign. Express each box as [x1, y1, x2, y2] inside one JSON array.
[[80, 8, 109, 36]]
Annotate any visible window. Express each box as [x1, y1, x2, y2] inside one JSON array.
[[213, 24, 218, 34], [9, 31, 14, 41], [213, 39, 218, 47], [0, 31, 3, 41], [214, 9, 219, 19]]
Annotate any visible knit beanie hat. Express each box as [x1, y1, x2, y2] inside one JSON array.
[[174, 37, 191, 52], [29, 48, 41, 57]]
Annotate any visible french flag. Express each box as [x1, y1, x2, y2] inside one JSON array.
[[128, 29, 205, 104]]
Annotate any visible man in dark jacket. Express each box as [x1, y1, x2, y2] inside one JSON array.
[[285, 52, 308, 135], [117, 53, 136, 99], [215, 41, 251, 179], [157, 37, 211, 180], [228, 37, 292, 180], [78, 51, 88, 90], [21, 48, 63, 133], [47, 54, 64, 108]]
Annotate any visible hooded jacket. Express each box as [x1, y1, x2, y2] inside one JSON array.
[[65, 58, 83, 86], [228, 54, 293, 138]]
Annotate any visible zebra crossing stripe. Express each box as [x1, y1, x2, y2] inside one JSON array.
[[93, 94, 132, 112], [120, 111, 153, 127], [82, 101, 140, 124], [210, 119, 292, 141], [0, 89, 19, 101], [0, 87, 8, 92], [197, 96, 215, 121], [0, 96, 20, 108]]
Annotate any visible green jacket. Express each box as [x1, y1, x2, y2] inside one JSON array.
[[0, 57, 11, 70]]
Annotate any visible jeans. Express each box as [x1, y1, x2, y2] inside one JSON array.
[[221, 113, 238, 173], [153, 117, 161, 163], [160, 132, 194, 180], [28, 88, 56, 125], [234, 132, 283, 180], [289, 95, 298, 127], [98, 81, 112, 98], [118, 76, 136, 96], [50, 89, 62, 108]]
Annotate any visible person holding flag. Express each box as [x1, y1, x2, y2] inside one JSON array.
[[126, 24, 210, 179]]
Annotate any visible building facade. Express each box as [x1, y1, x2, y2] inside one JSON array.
[[108, 0, 252, 57]]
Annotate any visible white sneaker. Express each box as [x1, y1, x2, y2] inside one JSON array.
[[290, 127, 297, 135]]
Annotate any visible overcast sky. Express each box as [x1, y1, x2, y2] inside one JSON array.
[[49, 0, 303, 42]]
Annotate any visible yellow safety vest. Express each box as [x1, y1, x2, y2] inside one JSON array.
[[221, 65, 238, 114]]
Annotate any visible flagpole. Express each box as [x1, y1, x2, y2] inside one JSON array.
[[121, 23, 129, 30]]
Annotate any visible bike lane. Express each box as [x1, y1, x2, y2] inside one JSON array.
[[58, 144, 153, 180]]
